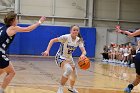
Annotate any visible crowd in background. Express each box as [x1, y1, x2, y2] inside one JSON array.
[[101, 41, 140, 67]]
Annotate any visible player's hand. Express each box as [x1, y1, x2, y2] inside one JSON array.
[[80, 54, 86, 61], [115, 25, 120, 29], [115, 25, 123, 33], [39, 16, 46, 24], [42, 50, 49, 56]]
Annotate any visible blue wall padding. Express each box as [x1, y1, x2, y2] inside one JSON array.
[[0, 24, 96, 57]]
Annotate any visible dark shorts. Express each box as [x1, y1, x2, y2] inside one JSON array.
[[134, 53, 140, 75], [0, 52, 9, 69], [102, 53, 109, 59]]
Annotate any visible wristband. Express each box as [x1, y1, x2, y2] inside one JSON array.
[[38, 20, 42, 24]]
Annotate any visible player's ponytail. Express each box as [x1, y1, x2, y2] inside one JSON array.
[[78, 32, 83, 42]]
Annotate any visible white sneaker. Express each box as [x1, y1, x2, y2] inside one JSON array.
[[102, 59, 105, 62], [106, 59, 109, 62], [124, 62, 128, 65], [121, 61, 124, 64], [108, 59, 112, 63], [57, 86, 63, 93], [130, 63, 135, 68], [68, 87, 79, 93], [118, 61, 122, 64]]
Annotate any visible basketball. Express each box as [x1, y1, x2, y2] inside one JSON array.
[[78, 57, 90, 70]]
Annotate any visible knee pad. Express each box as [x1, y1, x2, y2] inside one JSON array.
[[63, 64, 73, 78]]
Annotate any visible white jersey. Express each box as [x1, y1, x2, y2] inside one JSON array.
[[55, 34, 84, 67], [57, 34, 84, 59], [119, 48, 123, 53]]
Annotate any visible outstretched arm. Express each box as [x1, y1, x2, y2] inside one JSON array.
[[116, 25, 140, 37], [79, 45, 87, 60], [42, 38, 59, 56], [11, 16, 46, 32]]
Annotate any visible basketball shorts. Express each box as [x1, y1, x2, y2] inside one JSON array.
[[134, 52, 140, 75], [0, 51, 10, 69]]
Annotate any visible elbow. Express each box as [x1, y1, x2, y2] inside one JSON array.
[[25, 30, 31, 32], [27, 30, 32, 32], [25, 28, 33, 32], [24, 26, 37, 32], [22, 28, 32, 32], [50, 39, 55, 43]]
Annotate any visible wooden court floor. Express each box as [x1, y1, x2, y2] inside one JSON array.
[[0, 55, 140, 93]]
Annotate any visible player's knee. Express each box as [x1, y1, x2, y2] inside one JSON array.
[[63, 65, 73, 78], [7, 69, 16, 76]]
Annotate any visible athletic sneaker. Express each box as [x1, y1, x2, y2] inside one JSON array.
[[130, 63, 135, 68], [68, 87, 79, 93], [124, 87, 131, 93], [57, 86, 63, 93]]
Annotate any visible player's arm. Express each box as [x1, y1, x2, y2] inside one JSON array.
[[11, 16, 46, 32], [42, 38, 59, 56], [46, 38, 59, 52], [79, 47, 87, 60], [79, 41, 87, 59], [80, 47, 86, 56], [46, 35, 67, 52], [42, 35, 67, 56], [116, 25, 140, 37], [125, 29, 140, 37]]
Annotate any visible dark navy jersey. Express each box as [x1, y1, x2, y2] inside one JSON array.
[[0, 25, 15, 53]]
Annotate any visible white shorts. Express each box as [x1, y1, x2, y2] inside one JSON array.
[[55, 54, 75, 67], [124, 53, 129, 57]]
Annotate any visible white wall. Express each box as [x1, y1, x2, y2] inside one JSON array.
[[121, 0, 140, 20], [95, 27, 108, 58], [55, 0, 86, 18], [19, 0, 87, 26], [94, 0, 118, 19], [0, 0, 140, 58], [20, 0, 53, 16]]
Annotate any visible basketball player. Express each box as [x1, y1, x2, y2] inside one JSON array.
[[116, 25, 140, 93], [0, 11, 46, 93], [42, 25, 87, 93]]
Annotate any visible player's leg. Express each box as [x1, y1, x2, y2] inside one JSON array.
[[124, 53, 140, 93], [56, 59, 73, 93], [68, 66, 78, 93]]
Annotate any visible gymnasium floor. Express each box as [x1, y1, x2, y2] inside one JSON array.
[[0, 55, 140, 93]]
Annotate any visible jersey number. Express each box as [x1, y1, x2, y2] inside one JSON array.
[[68, 49, 74, 54]]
